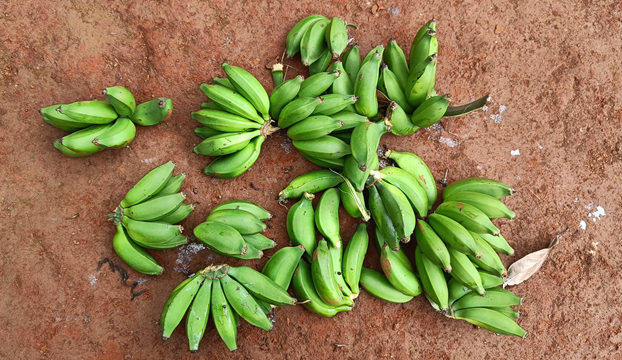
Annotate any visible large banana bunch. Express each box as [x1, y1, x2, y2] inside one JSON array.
[[110, 162, 194, 275], [160, 264, 297, 352], [193, 200, 274, 260], [195, 63, 280, 178], [41, 86, 173, 157]]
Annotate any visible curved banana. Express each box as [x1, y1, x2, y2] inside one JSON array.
[[414, 220, 451, 272], [300, 18, 331, 66], [359, 267, 414, 303], [315, 188, 343, 248], [241, 233, 275, 251], [325, 17, 348, 58], [212, 200, 271, 221], [362, 45, 385, 65], [129, 98, 173, 126], [220, 274, 273, 331], [157, 173, 187, 196], [123, 192, 186, 221], [278, 169, 344, 201], [312, 94, 358, 116], [59, 124, 111, 155], [368, 184, 400, 251], [468, 231, 507, 277], [201, 101, 223, 110], [373, 166, 428, 217], [161, 273, 204, 341], [191, 109, 263, 132], [136, 234, 187, 250], [411, 19, 436, 56], [298, 70, 341, 98], [375, 227, 414, 272], [204, 136, 265, 179], [195, 126, 224, 139], [269, 75, 304, 120], [293, 259, 352, 317], [415, 246, 449, 311], [227, 266, 296, 306], [193, 221, 248, 255], [262, 245, 306, 289], [479, 232, 514, 256], [386, 102, 419, 136], [444, 192, 515, 220], [287, 192, 317, 258], [380, 64, 414, 113], [443, 177, 516, 200], [205, 209, 266, 235], [58, 100, 117, 124], [212, 77, 234, 90], [380, 243, 422, 296], [158, 203, 195, 224], [53, 139, 93, 157], [338, 181, 367, 218], [121, 216, 183, 245], [384, 38, 410, 90], [448, 269, 504, 305], [342, 223, 368, 296], [287, 115, 343, 140], [312, 240, 352, 306], [186, 277, 212, 352], [447, 247, 485, 296], [329, 244, 352, 298], [427, 213, 480, 257], [222, 63, 270, 121], [404, 54, 436, 108], [200, 84, 264, 124], [342, 45, 361, 86], [343, 154, 375, 192], [493, 307, 522, 320], [211, 277, 238, 351], [436, 201, 500, 236], [451, 287, 523, 311], [385, 150, 436, 208], [453, 307, 527, 338], [309, 49, 332, 75], [327, 61, 356, 112], [194, 131, 260, 157], [410, 95, 450, 127], [383, 180, 417, 241], [354, 50, 382, 118], [102, 86, 136, 116], [120, 161, 175, 208], [301, 152, 346, 170], [40, 105, 91, 132], [286, 15, 328, 58], [278, 96, 323, 128], [375, 180, 408, 243], [293, 136, 351, 160], [409, 29, 437, 72], [112, 225, 163, 275]]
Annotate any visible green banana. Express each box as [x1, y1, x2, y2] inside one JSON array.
[[269, 75, 304, 120], [315, 188, 343, 248], [201, 101, 223, 110], [121, 216, 183, 245], [112, 225, 163, 275], [384, 38, 410, 90], [204, 136, 265, 179], [136, 234, 187, 250], [453, 308, 527, 338], [383, 180, 417, 241], [309, 49, 332, 75], [40, 105, 91, 132], [272, 63, 284, 87], [186, 277, 212, 352], [157, 173, 186, 196], [278, 96, 323, 128], [368, 184, 400, 251], [414, 220, 451, 272], [205, 209, 266, 235], [385, 150, 436, 209], [380, 243, 422, 297], [59, 124, 111, 154], [227, 266, 296, 306], [293, 136, 351, 160], [377, 68, 386, 94], [380, 64, 414, 113], [343, 154, 375, 192], [492, 307, 522, 320], [410, 95, 450, 127], [373, 166, 428, 217], [451, 287, 523, 311], [212, 200, 272, 221], [193, 130, 260, 157], [375, 227, 414, 273], [129, 98, 173, 126], [338, 181, 366, 218], [329, 244, 352, 298], [354, 50, 382, 118], [387, 101, 419, 136], [298, 70, 341, 98], [287, 192, 317, 258], [287, 115, 343, 140], [327, 61, 356, 112], [359, 267, 414, 303], [200, 84, 264, 124], [443, 177, 516, 200], [293, 260, 352, 317], [161, 273, 204, 341], [210, 244, 263, 260], [427, 213, 480, 257], [409, 29, 437, 72], [362, 45, 385, 65], [468, 232, 507, 276], [241, 233, 275, 251], [411, 19, 436, 55], [436, 201, 500, 236], [193, 221, 248, 255], [262, 245, 305, 289], [479, 232, 515, 256], [375, 180, 408, 244], [53, 139, 94, 157], [330, 130, 352, 144], [58, 100, 117, 124], [123, 192, 186, 221], [444, 192, 516, 220], [121, 161, 175, 208], [220, 274, 273, 331], [415, 246, 449, 311], [330, 111, 367, 130], [158, 203, 195, 224], [211, 277, 238, 351], [325, 17, 348, 58], [312, 240, 352, 306], [312, 94, 358, 116], [278, 169, 344, 201], [342, 223, 368, 295], [223, 63, 270, 121], [102, 86, 136, 116], [300, 18, 331, 66], [447, 246, 485, 296], [195, 126, 224, 139], [191, 109, 263, 132], [342, 44, 361, 86], [404, 54, 436, 108], [448, 269, 504, 305], [350, 120, 387, 171], [212, 77, 234, 90], [286, 15, 328, 58], [301, 152, 346, 170]]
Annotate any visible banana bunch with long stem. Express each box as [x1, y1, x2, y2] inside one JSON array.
[[41, 86, 173, 157], [109, 161, 194, 275], [193, 200, 274, 260], [160, 264, 298, 352], [195, 63, 280, 178]]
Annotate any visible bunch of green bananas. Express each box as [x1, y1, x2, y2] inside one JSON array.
[[194, 63, 280, 178], [160, 263, 298, 352], [110, 161, 194, 275], [193, 200, 274, 260], [41, 86, 173, 157]]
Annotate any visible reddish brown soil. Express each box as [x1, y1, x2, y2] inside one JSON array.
[[1, 1, 621, 359]]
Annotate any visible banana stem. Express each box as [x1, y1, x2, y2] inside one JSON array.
[[329, 169, 371, 222], [261, 122, 280, 138], [200, 264, 229, 279]]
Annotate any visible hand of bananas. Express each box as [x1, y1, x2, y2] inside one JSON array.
[[110, 161, 194, 275], [41, 86, 173, 157]]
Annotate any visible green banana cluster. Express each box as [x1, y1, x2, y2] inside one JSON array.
[[41, 86, 173, 157], [160, 264, 297, 352], [193, 200, 274, 259], [195, 63, 280, 178], [110, 162, 194, 275]]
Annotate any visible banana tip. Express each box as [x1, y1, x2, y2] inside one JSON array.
[[444, 267, 452, 273], [161, 336, 169, 343], [475, 253, 483, 259]]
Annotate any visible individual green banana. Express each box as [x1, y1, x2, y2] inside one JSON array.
[[212, 200, 272, 221], [354, 50, 382, 118], [191, 109, 263, 132], [200, 84, 264, 124], [436, 201, 500, 236], [287, 115, 343, 140], [129, 98, 173, 126], [204, 136, 265, 179], [123, 192, 186, 221], [383, 180, 417, 241], [300, 18, 331, 66], [121, 216, 183, 245], [223, 63, 270, 121], [359, 267, 414, 303], [286, 15, 328, 58], [157, 173, 186, 196], [384, 38, 410, 90], [361, 45, 385, 65], [210, 244, 263, 260], [193, 221, 248, 255], [206, 209, 266, 235], [414, 220, 451, 272], [136, 234, 187, 250], [330, 111, 367, 130], [342, 223, 368, 295], [227, 266, 296, 306], [287, 192, 317, 258], [278, 169, 344, 201], [410, 95, 451, 127], [112, 225, 163, 275], [59, 124, 111, 154], [493, 307, 522, 320], [342, 45, 361, 86], [201, 101, 223, 110], [53, 140, 95, 157], [373, 166, 428, 218], [269, 75, 304, 120], [241, 233, 276, 251], [377, 68, 386, 94], [447, 247, 485, 296], [427, 213, 480, 257], [40, 105, 92, 132], [293, 259, 352, 317], [312, 94, 358, 116], [368, 185, 400, 251], [327, 61, 356, 111], [195, 126, 224, 139], [301, 152, 346, 170], [325, 17, 348, 58], [385, 150, 436, 209], [375, 227, 414, 273], [338, 181, 367, 218], [298, 70, 341, 98], [212, 77, 234, 90], [277, 96, 323, 128], [220, 274, 273, 331], [350, 120, 387, 171], [186, 277, 212, 352], [57, 101, 118, 124], [211, 278, 238, 351], [330, 130, 352, 144], [443, 177, 516, 200], [411, 19, 436, 54], [453, 308, 527, 338], [404, 54, 435, 108], [161, 273, 204, 341], [102, 86, 136, 116], [444, 192, 516, 220], [409, 29, 437, 72], [344, 154, 375, 192], [272, 63, 284, 87], [158, 203, 195, 224], [312, 240, 352, 306], [121, 161, 175, 208], [415, 246, 449, 311], [309, 49, 332, 76], [262, 245, 305, 289], [451, 287, 523, 311], [193, 130, 260, 157], [387, 102, 419, 136], [448, 269, 504, 305], [479, 232, 515, 256], [380, 64, 414, 113], [380, 244, 422, 297], [329, 244, 352, 298], [375, 180, 408, 244], [315, 188, 343, 248], [468, 232, 507, 277], [294, 136, 351, 160]]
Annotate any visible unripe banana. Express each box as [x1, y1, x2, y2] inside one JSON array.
[[384, 38, 410, 90], [309, 49, 332, 76], [386, 102, 419, 136], [222, 63, 270, 121], [451, 287, 523, 311], [409, 29, 437, 72], [294, 135, 351, 160], [157, 173, 186, 196], [415, 246, 449, 311], [448, 269, 504, 305], [278, 96, 323, 128], [121, 161, 175, 208], [327, 61, 356, 111], [380, 243, 422, 297], [287, 115, 343, 140], [272, 63, 284, 87], [269, 75, 304, 120], [468, 232, 507, 277], [385, 150, 436, 208], [380, 64, 414, 113], [57, 100, 118, 124], [40, 105, 91, 132], [427, 213, 480, 257], [186, 277, 212, 352], [191, 109, 263, 132], [354, 50, 382, 118], [444, 192, 516, 220], [404, 54, 436, 108], [262, 245, 305, 289], [362, 45, 385, 65], [344, 154, 376, 192], [312, 188, 341, 248], [447, 247, 485, 296], [53, 139, 94, 157], [377, 68, 386, 94], [211, 244, 264, 260], [300, 18, 331, 66], [129, 98, 173, 126], [136, 234, 187, 250], [220, 274, 273, 331], [212, 200, 272, 221], [212, 76, 234, 89], [342, 223, 369, 295], [200, 84, 264, 124], [443, 177, 516, 200], [383, 179, 417, 241], [193, 130, 260, 157], [279, 170, 344, 201], [330, 130, 352, 144], [211, 277, 238, 351], [102, 86, 136, 116], [339, 181, 367, 218], [206, 209, 266, 235], [350, 120, 387, 171], [436, 201, 500, 236], [161, 273, 204, 341], [373, 166, 428, 217], [342, 44, 361, 86], [158, 203, 195, 224], [286, 15, 328, 58], [287, 192, 317, 258], [92, 117, 136, 148], [312, 240, 352, 306], [312, 94, 358, 116], [298, 70, 341, 98], [227, 266, 296, 306], [193, 221, 248, 255], [410, 94, 450, 127], [123, 192, 186, 221], [368, 184, 400, 251], [414, 220, 452, 272], [241, 233, 275, 251], [493, 307, 522, 320], [59, 124, 111, 155], [411, 19, 436, 53], [293, 260, 352, 317], [195, 126, 224, 139], [301, 152, 346, 170], [359, 267, 414, 303], [329, 243, 352, 298], [204, 136, 265, 179], [374, 227, 414, 272], [453, 307, 527, 338], [375, 180, 409, 243], [122, 216, 183, 245], [330, 111, 368, 130], [325, 17, 348, 58], [112, 225, 163, 275], [479, 232, 514, 256], [201, 101, 223, 110]]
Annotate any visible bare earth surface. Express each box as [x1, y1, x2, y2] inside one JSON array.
[[1, 0, 621, 359]]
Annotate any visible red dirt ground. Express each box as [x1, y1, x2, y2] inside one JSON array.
[[1, 1, 621, 359]]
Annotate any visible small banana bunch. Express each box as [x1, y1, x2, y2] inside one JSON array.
[[193, 200, 274, 260], [194, 63, 280, 179], [285, 15, 352, 73], [41, 86, 173, 157], [110, 161, 194, 275], [160, 264, 297, 352]]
